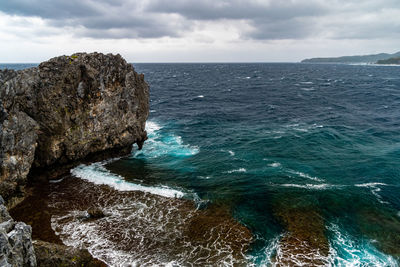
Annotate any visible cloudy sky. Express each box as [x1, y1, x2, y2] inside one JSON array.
[[0, 0, 399, 62]]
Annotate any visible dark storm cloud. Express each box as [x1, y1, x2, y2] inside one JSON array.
[[146, 0, 328, 39], [0, 0, 186, 39], [146, 0, 327, 21], [1, 0, 400, 40], [0, 0, 101, 19]]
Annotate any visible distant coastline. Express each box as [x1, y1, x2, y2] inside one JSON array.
[[376, 57, 400, 65], [301, 51, 400, 64]]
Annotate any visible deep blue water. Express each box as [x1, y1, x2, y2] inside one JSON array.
[[3, 63, 400, 265], [0, 63, 37, 70]]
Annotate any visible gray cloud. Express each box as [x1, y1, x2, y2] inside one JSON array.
[[1, 0, 400, 40], [146, 0, 328, 39], [0, 0, 101, 19], [0, 0, 188, 39], [146, 0, 328, 20]]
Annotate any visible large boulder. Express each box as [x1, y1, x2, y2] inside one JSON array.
[[0, 53, 149, 205]]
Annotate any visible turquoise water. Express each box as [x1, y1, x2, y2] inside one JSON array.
[[130, 63, 399, 265], [4, 63, 400, 265]]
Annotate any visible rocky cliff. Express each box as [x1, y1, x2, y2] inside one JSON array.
[[0, 195, 36, 266], [0, 52, 149, 206]]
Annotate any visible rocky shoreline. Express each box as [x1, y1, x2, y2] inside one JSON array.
[[0, 52, 149, 266]]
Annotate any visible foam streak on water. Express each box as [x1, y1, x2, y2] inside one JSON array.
[[327, 223, 398, 267], [71, 162, 185, 198], [355, 183, 390, 204], [49, 177, 251, 266]]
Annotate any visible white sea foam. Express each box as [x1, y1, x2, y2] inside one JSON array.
[[268, 162, 281, 168], [355, 182, 389, 204], [145, 120, 162, 135], [290, 170, 325, 182], [327, 223, 398, 266], [354, 182, 388, 187], [228, 150, 235, 156], [280, 183, 335, 190], [197, 95, 204, 98], [50, 180, 247, 266], [225, 168, 247, 174], [71, 163, 185, 198], [251, 224, 397, 266], [284, 123, 324, 133], [246, 235, 281, 266], [137, 120, 199, 158]]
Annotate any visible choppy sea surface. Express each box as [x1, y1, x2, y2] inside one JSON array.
[[3, 63, 400, 266]]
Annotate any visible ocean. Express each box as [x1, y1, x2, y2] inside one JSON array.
[[2, 63, 400, 266]]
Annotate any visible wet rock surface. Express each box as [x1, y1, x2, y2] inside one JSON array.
[[0, 52, 149, 206], [14, 175, 253, 266], [274, 207, 329, 266], [87, 207, 105, 219], [33, 240, 106, 267], [0, 195, 36, 266]]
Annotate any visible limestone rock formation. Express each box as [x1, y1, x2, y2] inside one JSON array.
[[0, 52, 149, 206], [0, 195, 36, 266]]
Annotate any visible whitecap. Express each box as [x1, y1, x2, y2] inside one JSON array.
[[291, 170, 325, 182], [354, 182, 388, 187], [137, 120, 199, 158], [145, 121, 162, 135], [228, 150, 235, 156], [225, 168, 247, 174], [268, 162, 281, 168], [71, 163, 185, 198], [280, 183, 335, 190], [197, 95, 204, 98], [355, 183, 389, 204]]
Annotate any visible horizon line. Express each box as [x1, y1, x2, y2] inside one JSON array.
[[0, 61, 302, 64]]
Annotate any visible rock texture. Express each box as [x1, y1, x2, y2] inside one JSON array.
[[0, 195, 36, 266], [33, 240, 105, 267], [0, 52, 149, 206]]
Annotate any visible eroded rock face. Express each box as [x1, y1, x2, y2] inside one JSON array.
[[0, 53, 149, 205], [0, 195, 36, 266]]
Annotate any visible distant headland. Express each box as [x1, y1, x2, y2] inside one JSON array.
[[301, 51, 400, 64]]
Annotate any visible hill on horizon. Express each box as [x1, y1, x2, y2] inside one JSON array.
[[301, 51, 400, 63]]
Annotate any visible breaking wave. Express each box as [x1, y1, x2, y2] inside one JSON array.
[[134, 121, 199, 158]]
